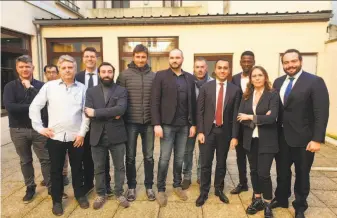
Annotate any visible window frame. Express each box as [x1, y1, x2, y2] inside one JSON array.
[[162, 0, 182, 7], [1, 27, 31, 56]]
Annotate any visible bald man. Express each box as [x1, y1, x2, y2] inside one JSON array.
[[151, 49, 197, 207]]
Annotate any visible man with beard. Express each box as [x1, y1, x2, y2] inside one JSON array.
[[117, 44, 156, 201], [271, 49, 329, 218], [151, 49, 196, 207], [84, 62, 129, 209], [75, 47, 112, 196], [182, 57, 213, 190], [230, 51, 255, 195]]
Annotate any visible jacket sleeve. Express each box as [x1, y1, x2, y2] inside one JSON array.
[[94, 88, 128, 119], [151, 73, 162, 125], [252, 91, 279, 125], [79, 87, 90, 137], [190, 78, 197, 126], [197, 86, 206, 134], [238, 97, 255, 129], [311, 77, 329, 143], [3, 83, 30, 113], [231, 88, 241, 138], [116, 72, 126, 87]]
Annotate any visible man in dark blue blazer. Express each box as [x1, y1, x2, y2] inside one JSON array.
[[271, 49, 329, 218]]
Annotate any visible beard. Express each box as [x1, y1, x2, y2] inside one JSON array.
[[169, 62, 182, 70], [100, 78, 114, 87], [283, 65, 302, 76]]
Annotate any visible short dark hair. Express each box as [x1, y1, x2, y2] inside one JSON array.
[[133, 44, 149, 56], [16, 55, 32, 64], [98, 62, 115, 74], [83, 47, 97, 56], [281, 49, 302, 63], [215, 58, 230, 68], [241, 51, 255, 59], [44, 64, 58, 74]]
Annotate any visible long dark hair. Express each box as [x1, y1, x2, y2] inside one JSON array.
[[243, 66, 272, 100]]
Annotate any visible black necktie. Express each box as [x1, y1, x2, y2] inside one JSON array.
[[88, 73, 94, 88]]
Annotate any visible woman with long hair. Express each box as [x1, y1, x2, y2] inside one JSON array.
[[237, 66, 279, 218]]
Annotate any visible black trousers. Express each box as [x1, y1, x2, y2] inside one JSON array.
[[235, 139, 248, 185], [274, 128, 315, 212], [246, 138, 274, 200], [83, 133, 111, 192], [200, 126, 230, 194], [47, 139, 85, 203]]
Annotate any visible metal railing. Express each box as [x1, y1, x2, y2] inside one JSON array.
[[57, 0, 80, 12]]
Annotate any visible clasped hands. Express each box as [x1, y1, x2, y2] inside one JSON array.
[[39, 128, 84, 147], [84, 107, 120, 120], [237, 110, 271, 122]]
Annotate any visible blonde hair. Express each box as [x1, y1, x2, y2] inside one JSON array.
[[57, 55, 77, 72]]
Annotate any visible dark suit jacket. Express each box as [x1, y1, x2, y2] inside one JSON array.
[[273, 71, 329, 147], [238, 90, 279, 154], [197, 80, 241, 141], [151, 68, 196, 126], [75, 70, 100, 85], [85, 83, 128, 146], [231, 72, 245, 142]]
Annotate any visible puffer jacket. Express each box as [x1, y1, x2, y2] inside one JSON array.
[[117, 62, 155, 124]]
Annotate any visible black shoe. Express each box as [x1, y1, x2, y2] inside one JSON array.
[[215, 189, 229, 204], [63, 176, 69, 186], [181, 179, 192, 190], [270, 198, 289, 209], [106, 186, 114, 197], [23, 187, 36, 204], [196, 193, 208, 207], [295, 211, 305, 218], [246, 198, 265, 215], [52, 202, 64, 216], [77, 196, 90, 209], [264, 202, 274, 218], [48, 189, 68, 199], [230, 183, 248, 194]]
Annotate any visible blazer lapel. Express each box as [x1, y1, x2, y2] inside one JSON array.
[[223, 83, 232, 111], [256, 90, 266, 109], [211, 81, 217, 109], [105, 83, 117, 107], [284, 72, 305, 108]]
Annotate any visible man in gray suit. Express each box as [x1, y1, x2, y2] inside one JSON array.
[[84, 62, 129, 210]]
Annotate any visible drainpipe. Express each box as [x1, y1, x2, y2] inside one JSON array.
[[35, 24, 44, 81]]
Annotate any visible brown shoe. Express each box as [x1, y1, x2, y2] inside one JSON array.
[[157, 192, 168, 207], [181, 179, 191, 190], [174, 187, 188, 201], [117, 195, 130, 208], [93, 196, 107, 210]]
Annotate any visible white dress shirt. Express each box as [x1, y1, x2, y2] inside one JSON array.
[[280, 70, 303, 105], [84, 68, 98, 88], [252, 89, 264, 138], [214, 80, 227, 124], [29, 79, 90, 142], [240, 75, 249, 93]]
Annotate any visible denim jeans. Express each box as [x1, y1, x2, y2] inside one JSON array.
[[157, 125, 188, 192], [125, 123, 154, 189], [182, 136, 201, 181]]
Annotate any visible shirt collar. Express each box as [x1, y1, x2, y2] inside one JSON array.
[[170, 68, 185, 76], [216, 79, 227, 86], [85, 68, 98, 75], [287, 69, 302, 80], [58, 78, 78, 86]]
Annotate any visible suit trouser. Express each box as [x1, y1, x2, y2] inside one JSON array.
[[200, 126, 230, 194], [235, 139, 248, 185], [46, 139, 85, 203], [274, 128, 315, 213], [82, 132, 111, 192], [246, 138, 274, 200]]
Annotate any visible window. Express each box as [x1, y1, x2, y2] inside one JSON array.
[[93, 0, 96, 9], [163, 0, 182, 7], [119, 37, 178, 72], [278, 53, 317, 75], [46, 38, 103, 72], [194, 54, 233, 80], [57, 0, 80, 12], [112, 0, 130, 8]]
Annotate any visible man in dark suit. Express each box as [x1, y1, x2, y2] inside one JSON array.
[[195, 59, 241, 207], [271, 49, 329, 218], [75, 47, 112, 196], [230, 51, 255, 195], [151, 49, 196, 207], [84, 62, 130, 209]]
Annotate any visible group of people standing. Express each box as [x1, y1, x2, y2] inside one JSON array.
[[3, 44, 329, 218]]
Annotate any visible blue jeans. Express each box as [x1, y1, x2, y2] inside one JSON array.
[[182, 136, 201, 181], [157, 125, 188, 192], [125, 123, 154, 189]]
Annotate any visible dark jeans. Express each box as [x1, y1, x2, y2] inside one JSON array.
[[91, 132, 126, 197], [274, 128, 315, 212], [126, 123, 154, 189], [200, 126, 230, 194], [10, 128, 50, 189], [246, 138, 274, 200], [235, 140, 248, 185], [83, 132, 111, 192], [46, 139, 85, 203], [157, 125, 188, 192], [183, 136, 201, 181]]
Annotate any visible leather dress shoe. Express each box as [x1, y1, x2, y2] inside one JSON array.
[[196, 193, 208, 207], [215, 189, 229, 204], [230, 183, 248, 194], [270, 198, 288, 209]]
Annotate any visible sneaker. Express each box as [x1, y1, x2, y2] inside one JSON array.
[[181, 179, 191, 190], [77, 196, 90, 209], [23, 187, 36, 204], [107, 186, 114, 197], [146, 189, 156, 201], [126, 188, 136, 202], [157, 192, 168, 207], [93, 195, 107, 210], [173, 187, 188, 201], [52, 202, 64, 216], [63, 176, 69, 186], [40, 180, 46, 186], [246, 198, 265, 215], [117, 195, 130, 208], [264, 202, 274, 218]]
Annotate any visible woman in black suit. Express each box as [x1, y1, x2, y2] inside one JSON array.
[[237, 66, 279, 218]]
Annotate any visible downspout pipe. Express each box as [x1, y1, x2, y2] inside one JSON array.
[[35, 24, 44, 81]]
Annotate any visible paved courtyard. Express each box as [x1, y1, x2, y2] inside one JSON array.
[[1, 117, 337, 218]]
